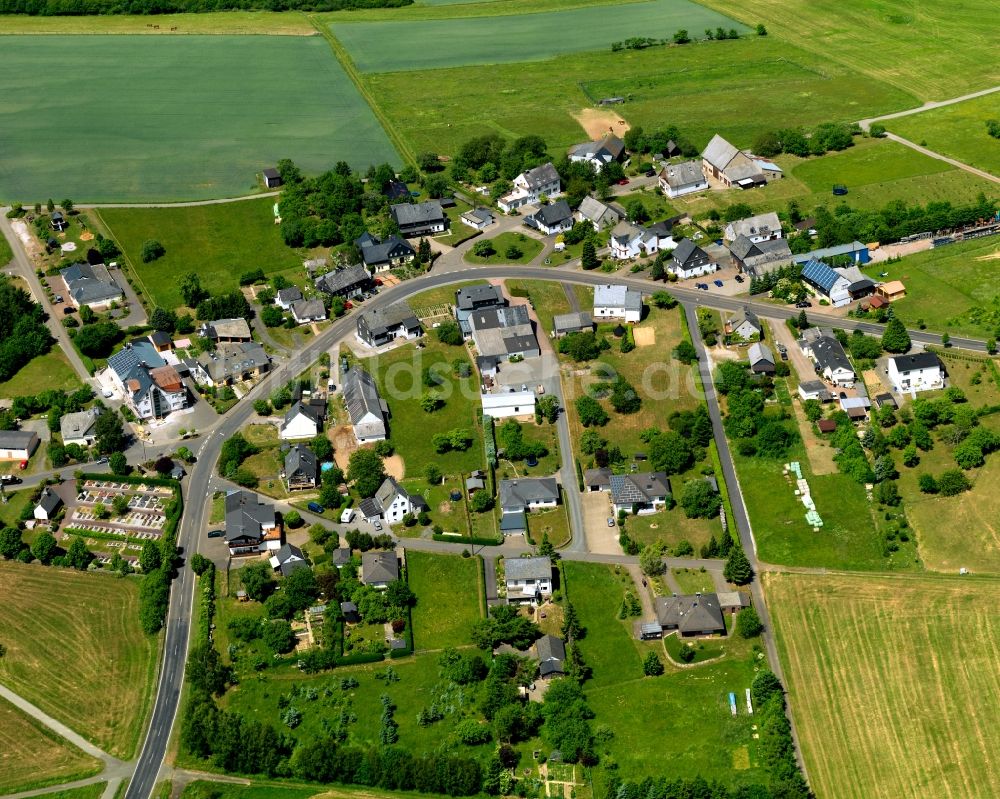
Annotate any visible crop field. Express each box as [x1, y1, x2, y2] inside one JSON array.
[[405, 551, 482, 649], [0, 699, 102, 794], [861, 238, 1000, 339], [96, 200, 303, 310], [332, 0, 746, 72], [0, 35, 397, 203], [0, 562, 158, 759], [766, 571, 1000, 799], [700, 0, 1000, 101], [364, 37, 914, 156], [888, 93, 1000, 178]]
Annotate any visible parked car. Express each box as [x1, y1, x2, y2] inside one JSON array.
[[63, 307, 75, 315], [307, 501, 325, 514], [18, 460, 28, 470], [698, 283, 709, 291], [734, 274, 744, 283], [606, 517, 615, 527], [96, 456, 109, 464], [340, 508, 355, 524], [373, 520, 383, 531], [207, 529, 223, 538], [0, 475, 21, 485], [713, 279, 724, 287], [617, 178, 630, 186], [795, 300, 812, 308], [53, 295, 63, 304], [644, 168, 656, 177], [102, 389, 114, 398]]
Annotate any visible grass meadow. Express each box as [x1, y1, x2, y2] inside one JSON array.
[[96, 200, 304, 310], [0, 562, 159, 759], [363, 37, 914, 156], [405, 550, 483, 649], [332, 0, 746, 72], [362, 336, 484, 476], [766, 571, 1000, 799], [0, 35, 397, 202], [889, 93, 1000, 178], [0, 699, 102, 794], [563, 561, 765, 788], [28, 785, 108, 799], [700, 0, 1000, 101], [860, 237, 1000, 338], [0, 348, 83, 398], [463, 232, 544, 265]]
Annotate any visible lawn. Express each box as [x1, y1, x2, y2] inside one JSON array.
[[701, 0, 1000, 101], [860, 237, 1000, 338], [670, 566, 716, 594], [0, 231, 12, 265], [406, 550, 482, 649], [504, 279, 573, 334], [363, 36, 914, 157], [97, 200, 304, 310], [731, 433, 917, 571], [889, 93, 1000, 178], [363, 336, 484, 475], [561, 305, 704, 455], [0, 699, 102, 794], [791, 137, 951, 192], [408, 280, 481, 315], [625, 494, 722, 555], [463, 232, 544, 265], [0, 562, 159, 759], [0, 35, 397, 203], [0, 348, 82, 399], [766, 571, 1000, 799], [0, 490, 33, 529], [331, 0, 747, 72], [524, 502, 571, 548]]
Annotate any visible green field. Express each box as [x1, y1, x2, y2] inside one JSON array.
[[0, 562, 158, 759], [0, 35, 397, 202], [889, 93, 1000, 178], [364, 36, 914, 156], [0, 699, 102, 795], [861, 237, 1000, 338], [363, 336, 484, 475], [791, 137, 951, 191], [406, 550, 482, 649], [701, 0, 1000, 101], [97, 200, 304, 310], [464, 232, 544, 265], [767, 571, 1000, 799], [0, 12, 316, 34], [0, 348, 83, 399], [28, 784, 107, 799], [332, 0, 746, 72]]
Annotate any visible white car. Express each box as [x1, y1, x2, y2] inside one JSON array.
[[340, 508, 355, 524], [102, 389, 114, 399]]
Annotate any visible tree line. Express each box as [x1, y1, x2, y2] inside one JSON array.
[[0, 0, 409, 15], [0, 274, 53, 383]]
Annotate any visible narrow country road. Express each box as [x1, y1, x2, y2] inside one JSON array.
[[76, 192, 280, 210], [880, 132, 999, 185], [859, 84, 1000, 128]]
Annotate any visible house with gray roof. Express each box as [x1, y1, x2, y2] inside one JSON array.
[[525, 200, 573, 235], [290, 299, 327, 325], [499, 477, 559, 534], [390, 201, 447, 237], [224, 490, 280, 555], [504, 555, 553, 603], [342, 367, 388, 443], [455, 283, 506, 334], [658, 160, 708, 198], [358, 477, 426, 526], [284, 444, 319, 490], [576, 196, 622, 231], [33, 487, 63, 521], [461, 207, 495, 231], [593, 284, 643, 323], [60, 408, 100, 448], [552, 311, 593, 337], [269, 543, 308, 577], [655, 592, 726, 637], [702, 135, 779, 189], [610, 472, 671, 515], [357, 301, 423, 348], [729, 235, 793, 277], [798, 328, 855, 386], [360, 550, 400, 588], [748, 342, 775, 374], [199, 318, 252, 342], [498, 162, 561, 212], [568, 133, 625, 172], [108, 342, 188, 420], [275, 286, 303, 310], [314, 264, 371, 299], [725, 308, 761, 341], [187, 341, 269, 388], [723, 212, 782, 244], [670, 239, 716, 280], [583, 467, 612, 492], [469, 305, 539, 361], [59, 263, 123, 308], [355, 232, 416, 273], [533, 634, 566, 677]]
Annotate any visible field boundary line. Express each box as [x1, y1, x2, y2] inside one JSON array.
[[306, 13, 415, 168]]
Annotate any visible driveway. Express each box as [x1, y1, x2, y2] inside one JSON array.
[[581, 491, 618, 554], [766, 317, 814, 383]]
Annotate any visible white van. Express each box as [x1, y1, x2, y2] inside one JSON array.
[[340, 508, 355, 524]]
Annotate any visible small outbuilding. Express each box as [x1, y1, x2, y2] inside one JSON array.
[[262, 168, 283, 189]]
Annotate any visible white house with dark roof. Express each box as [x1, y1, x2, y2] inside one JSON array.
[[290, 298, 327, 325], [568, 134, 626, 172], [498, 163, 561, 212], [342, 367, 388, 443], [504, 555, 553, 603], [355, 232, 416, 273], [525, 200, 573, 235], [356, 301, 422, 349], [887, 352, 944, 394], [593, 284, 642, 323], [280, 401, 321, 440], [461, 208, 494, 230], [60, 263, 123, 309], [455, 283, 506, 334], [284, 443, 319, 490], [725, 308, 761, 341], [670, 239, 717, 280], [275, 287, 303, 310], [224, 489, 281, 555], [359, 477, 426, 525], [498, 477, 559, 535], [658, 160, 708, 198], [798, 328, 855, 386], [390, 201, 447, 237], [729, 235, 793, 277], [270, 543, 308, 577], [609, 472, 672, 515], [34, 487, 63, 521], [314, 264, 371, 300], [360, 550, 400, 588]]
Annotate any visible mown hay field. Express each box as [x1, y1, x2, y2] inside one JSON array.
[[766, 571, 1000, 799], [0, 562, 158, 759], [0, 34, 397, 202]]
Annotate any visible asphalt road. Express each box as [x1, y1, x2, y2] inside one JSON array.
[[122, 261, 976, 798]]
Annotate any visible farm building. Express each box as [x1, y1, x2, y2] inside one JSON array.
[[552, 311, 594, 337], [701, 135, 780, 189], [792, 241, 871, 266], [730, 236, 793, 277], [469, 305, 539, 361]]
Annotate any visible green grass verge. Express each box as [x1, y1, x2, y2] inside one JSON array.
[[0, 347, 83, 398], [97, 200, 304, 310], [27, 784, 108, 799], [406, 550, 482, 649], [888, 93, 1000, 178], [464, 231, 544, 265], [0, 34, 398, 202], [331, 0, 747, 72]]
